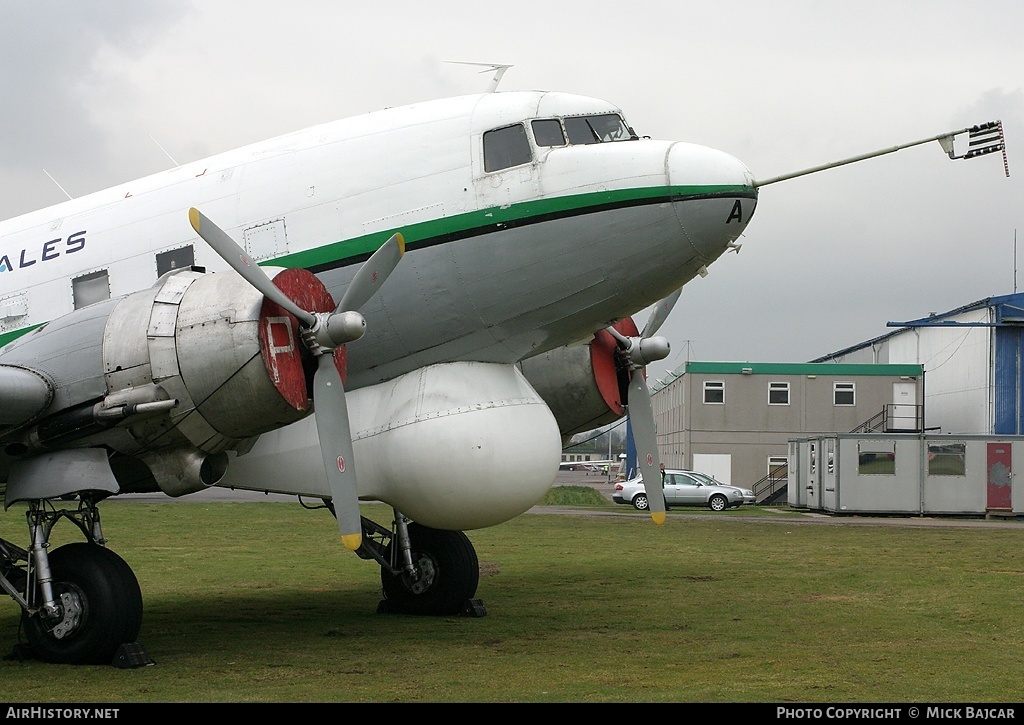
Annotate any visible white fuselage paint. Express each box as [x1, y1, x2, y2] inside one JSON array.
[[222, 362, 561, 530], [0, 90, 756, 529]]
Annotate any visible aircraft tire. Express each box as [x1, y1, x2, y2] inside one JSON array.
[[22, 542, 143, 665], [380, 523, 479, 616]]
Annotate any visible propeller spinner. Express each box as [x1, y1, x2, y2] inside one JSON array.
[[189, 208, 404, 550]]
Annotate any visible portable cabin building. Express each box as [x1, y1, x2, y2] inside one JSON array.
[[649, 361, 923, 497]]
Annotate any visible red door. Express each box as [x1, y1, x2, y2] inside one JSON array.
[[987, 443, 1013, 510]]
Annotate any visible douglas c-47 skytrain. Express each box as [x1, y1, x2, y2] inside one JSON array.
[[0, 70, 1008, 664]]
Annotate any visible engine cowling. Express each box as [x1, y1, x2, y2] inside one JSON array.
[[0, 266, 336, 498], [519, 318, 641, 443]]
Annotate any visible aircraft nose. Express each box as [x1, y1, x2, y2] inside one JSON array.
[[665, 142, 757, 261], [666, 141, 755, 188]]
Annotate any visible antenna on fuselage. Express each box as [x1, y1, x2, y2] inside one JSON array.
[[148, 134, 180, 168], [444, 61, 513, 92], [42, 169, 73, 201]]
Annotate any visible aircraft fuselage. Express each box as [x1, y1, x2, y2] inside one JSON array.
[[0, 91, 756, 388], [0, 90, 756, 529]]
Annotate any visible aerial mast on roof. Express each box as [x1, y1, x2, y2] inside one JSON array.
[[444, 61, 513, 92]]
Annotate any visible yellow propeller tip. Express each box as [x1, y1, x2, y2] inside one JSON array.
[[341, 533, 362, 551], [395, 232, 406, 255], [651, 511, 666, 526], [188, 207, 200, 232]]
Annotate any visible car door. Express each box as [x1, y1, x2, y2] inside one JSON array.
[[675, 473, 705, 505], [662, 473, 680, 505]]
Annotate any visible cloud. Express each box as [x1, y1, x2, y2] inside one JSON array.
[[1, 2, 1021, 371], [0, 1, 190, 214]]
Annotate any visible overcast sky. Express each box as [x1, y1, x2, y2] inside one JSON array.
[[2, 1, 1022, 383]]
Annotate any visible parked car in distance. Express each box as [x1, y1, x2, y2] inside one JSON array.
[[612, 469, 752, 511], [686, 471, 756, 505]]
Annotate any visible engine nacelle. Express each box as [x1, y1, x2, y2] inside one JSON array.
[[0, 267, 336, 498], [519, 318, 640, 443]]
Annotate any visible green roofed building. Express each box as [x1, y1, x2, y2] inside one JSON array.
[[649, 361, 924, 502]]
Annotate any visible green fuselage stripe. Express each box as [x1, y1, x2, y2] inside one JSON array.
[[0, 184, 753, 349], [271, 184, 754, 271], [0, 322, 42, 347]]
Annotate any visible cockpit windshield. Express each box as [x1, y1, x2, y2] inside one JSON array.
[[484, 112, 638, 172], [563, 114, 636, 145]]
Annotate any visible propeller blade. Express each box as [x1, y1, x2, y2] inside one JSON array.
[[626, 371, 665, 525], [337, 233, 405, 313], [641, 288, 681, 339], [313, 353, 362, 550], [189, 208, 316, 327]]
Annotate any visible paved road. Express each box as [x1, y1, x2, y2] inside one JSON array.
[[117, 469, 616, 504], [116, 488, 299, 503], [112, 470, 1023, 529]]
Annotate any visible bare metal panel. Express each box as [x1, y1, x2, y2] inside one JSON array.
[[5, 448, 120, 507], [0, 297, 118, 412], [103, 284, 161, 392]]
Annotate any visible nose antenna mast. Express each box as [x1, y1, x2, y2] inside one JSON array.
[[755, 120, 1009, 187], [444, 61, 513, 92]]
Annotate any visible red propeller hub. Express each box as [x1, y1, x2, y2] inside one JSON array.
[[257, 268, 346, 412], [590, 316, 642, 417]]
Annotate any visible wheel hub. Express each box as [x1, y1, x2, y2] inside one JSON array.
[[48, 588, 84, 640], [403, 553, 438, 594]]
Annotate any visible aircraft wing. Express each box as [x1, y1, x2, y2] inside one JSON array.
[[559, 459, 615, 471]]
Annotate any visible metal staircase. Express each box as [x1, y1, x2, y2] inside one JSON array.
[[751, 463, 789, 505], [850, 404, 923, 434], [748, 404, 924, 504]]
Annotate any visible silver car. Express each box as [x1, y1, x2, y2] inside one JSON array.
[[686, 470, 756, 505], [612, 469, 747, 511]]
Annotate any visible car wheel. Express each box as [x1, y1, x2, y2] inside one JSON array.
[[632, 493, 649, 511], [708, 494, 728, 512]]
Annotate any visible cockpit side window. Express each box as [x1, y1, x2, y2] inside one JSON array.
[[532, 119, 566, 147], [564, 113, 635, 145], [483, 123, 532, 172]]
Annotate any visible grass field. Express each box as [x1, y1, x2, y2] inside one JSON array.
[[0, 491, 1021, 703]]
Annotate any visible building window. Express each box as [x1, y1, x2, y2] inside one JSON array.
[[72, 270, 110, 310], [858, 441, 895, 475], [834, 382, 855, 406], [483, 124, 532, 172], [928, 443, 966, 476], [703, 380, 725, 404], [769, 381, 790, 405]]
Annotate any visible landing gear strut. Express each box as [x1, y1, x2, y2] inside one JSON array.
[[0, 497, 143, 665], [356, 512, 484, 617]]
